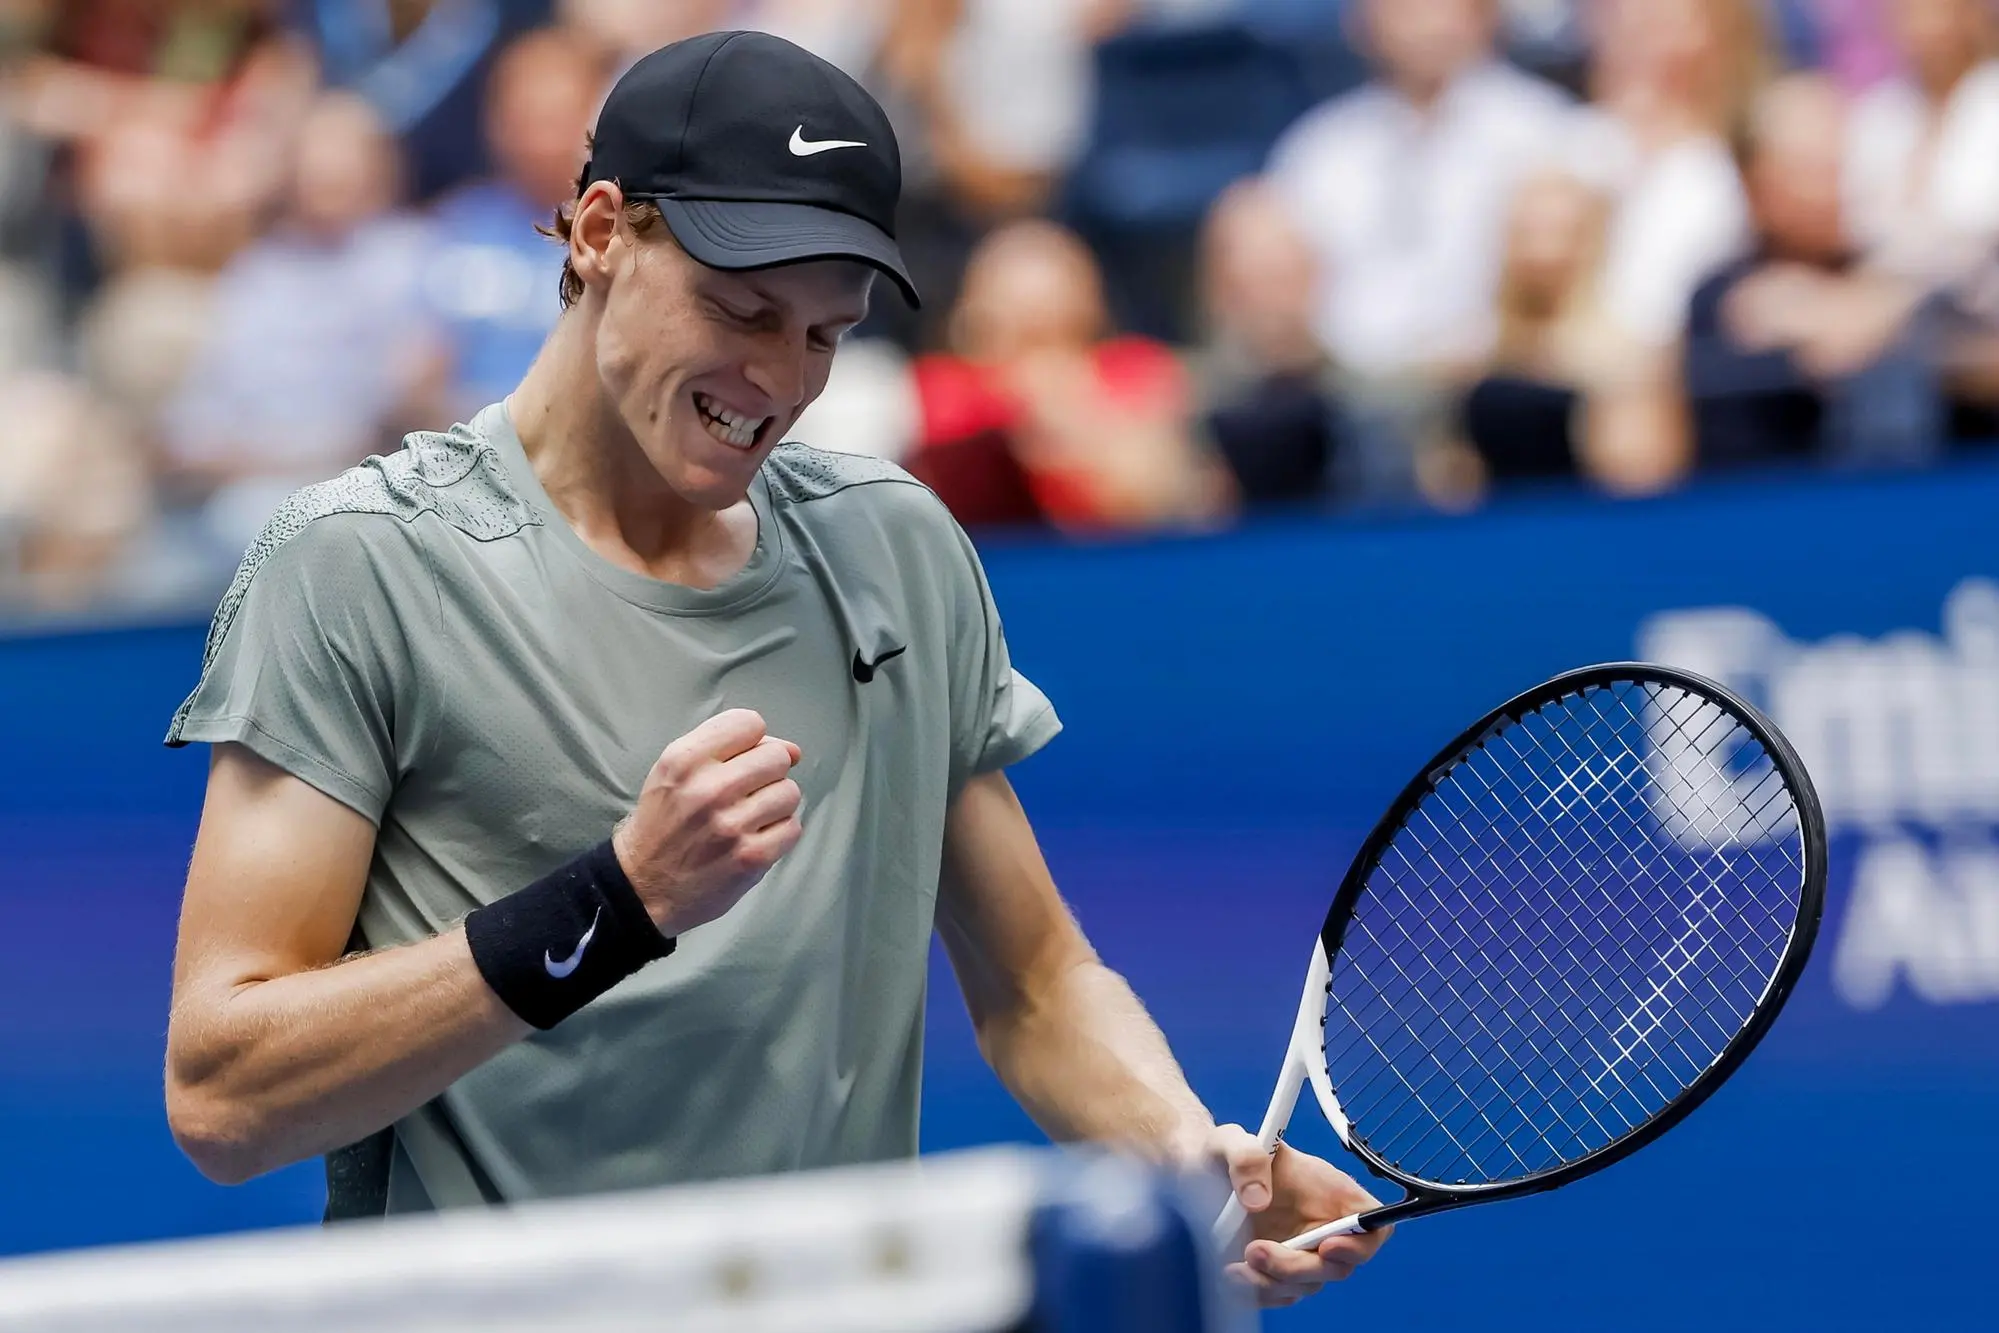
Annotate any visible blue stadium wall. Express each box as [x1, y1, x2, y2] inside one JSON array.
[[3, 463, 1993, 1329]]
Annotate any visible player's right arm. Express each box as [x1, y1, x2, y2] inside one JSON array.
[[165, 742, 527, 1185], [166, 710, 802, 1185]]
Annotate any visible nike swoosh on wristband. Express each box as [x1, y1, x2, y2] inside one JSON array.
[[789, 126, 867, 156], [544, 907, 602, 979]]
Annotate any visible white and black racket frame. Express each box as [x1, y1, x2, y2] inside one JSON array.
[[1216, 663, 1827, 1251]]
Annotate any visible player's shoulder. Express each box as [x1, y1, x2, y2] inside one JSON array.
[[761, 440, 976, 575], [761, 440, 946, 520], [220, 421, 538, 600]]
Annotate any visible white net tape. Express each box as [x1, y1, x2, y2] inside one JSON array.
[[0, 1149, 1050, 1333]]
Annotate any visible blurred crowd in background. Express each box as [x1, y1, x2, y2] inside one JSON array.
[[3, 0, 1999, 614]]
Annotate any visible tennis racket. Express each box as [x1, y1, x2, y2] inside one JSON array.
[[1217, 663, 1825, 1250]]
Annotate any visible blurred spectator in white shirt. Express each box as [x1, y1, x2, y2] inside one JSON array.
[[425, 27, 598, 419], [1845, 0, 1999, 287], [1267, 0, 1572, 379], [1566, 0, 1765, 350], [1262, 0, 1572, 500], [160, 92, 438, 550]]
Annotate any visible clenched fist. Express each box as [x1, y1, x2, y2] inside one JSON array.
[[611, 709, 804, 935]]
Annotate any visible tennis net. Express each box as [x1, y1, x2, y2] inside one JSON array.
[[0, 1147, 1248, 1333]]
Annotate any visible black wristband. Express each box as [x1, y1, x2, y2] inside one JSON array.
[[465, 839, 674, 1030]]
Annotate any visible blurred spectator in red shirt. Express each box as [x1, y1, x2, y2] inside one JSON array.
[[19, 0, 314, 276], [425, 26, 598, 419], [159, 91, 439, 550], [908, 219, 1231, 532]]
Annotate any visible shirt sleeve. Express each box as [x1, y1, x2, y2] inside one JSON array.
[[165, 514, 422, 823], [939, 510, 1061, 789]]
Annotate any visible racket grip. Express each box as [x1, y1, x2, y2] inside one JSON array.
[[1282, 1213, 1366, 1250], [1211, 1196, 1250, 1247]]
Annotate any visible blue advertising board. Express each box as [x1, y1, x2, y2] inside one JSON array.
[[2, 460, 1995, 1329]]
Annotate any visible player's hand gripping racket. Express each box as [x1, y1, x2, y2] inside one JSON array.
[[1217, 664, 1825, 1250]]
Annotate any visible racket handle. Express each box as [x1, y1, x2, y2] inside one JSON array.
[[1211, 1195, 1250, 1247], [1283, 1213, 1366, 1250], [1210, 1052, 1307, 1247]]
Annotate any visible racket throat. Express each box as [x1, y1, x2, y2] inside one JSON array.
[[1296, 940, 1351, 1143]]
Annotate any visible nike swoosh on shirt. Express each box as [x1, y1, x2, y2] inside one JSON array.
[[544, 907, 602, 979], [853, 643, 907, 683], [790, 126, 868, 156]]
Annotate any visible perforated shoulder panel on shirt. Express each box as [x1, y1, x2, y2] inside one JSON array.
[[167, 423, 539, 741], [760, 441, 921, 505]]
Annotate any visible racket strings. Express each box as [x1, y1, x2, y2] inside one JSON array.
[[1344, 685, 1796, 1178], [1322, 680, 1804, 1189], [1367, 695, 1780, 1175]]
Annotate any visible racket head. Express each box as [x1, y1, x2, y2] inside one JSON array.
[[1313, 663, 1826, 1225]]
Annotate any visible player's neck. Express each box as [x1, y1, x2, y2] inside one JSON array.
[[509, 317, 759, 591]]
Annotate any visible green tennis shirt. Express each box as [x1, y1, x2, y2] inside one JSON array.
[[165, 402, 1061, 1211]]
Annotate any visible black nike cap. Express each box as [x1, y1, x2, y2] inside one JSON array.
[[583, 31, 918, 307]]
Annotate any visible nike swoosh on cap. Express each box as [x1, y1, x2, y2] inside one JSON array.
[[544, 907, 602, 980], [789, 125, 867, 156]]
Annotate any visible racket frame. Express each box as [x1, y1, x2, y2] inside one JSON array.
[[1220, 662, 1827, 1249]]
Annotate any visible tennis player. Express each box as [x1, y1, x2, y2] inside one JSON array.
[[162, 32, 1384, 1307]]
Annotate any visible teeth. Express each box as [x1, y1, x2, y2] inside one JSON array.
[[694, 392, 767, 449]]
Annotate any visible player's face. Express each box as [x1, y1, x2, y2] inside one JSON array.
[[594, 231, 872, 509]]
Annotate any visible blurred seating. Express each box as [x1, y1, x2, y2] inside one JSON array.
[[424, 26, 597, 420], [301, 0, 509, 202], [0, 0, 1995, 615], [1062, 21, 1314, 342], [158, 92, 441, 553]]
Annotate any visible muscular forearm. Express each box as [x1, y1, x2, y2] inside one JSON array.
[[978, 957, 1215, 1164], [166, 927, 528, 1184]]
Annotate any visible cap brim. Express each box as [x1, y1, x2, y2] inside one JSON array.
[[656, 198, 920, 308]]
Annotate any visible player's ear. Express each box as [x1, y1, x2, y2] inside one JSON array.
[[568, 181, 627, 298]]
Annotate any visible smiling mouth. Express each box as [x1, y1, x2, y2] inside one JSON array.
[[693, 391, 773, 450]]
